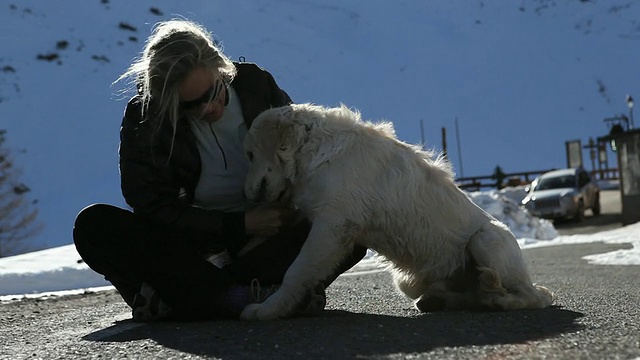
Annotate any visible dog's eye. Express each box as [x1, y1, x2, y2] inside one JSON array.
[[246, 152, 254, 161]]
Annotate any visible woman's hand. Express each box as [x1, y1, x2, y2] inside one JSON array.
[[245, 202, 298, 236]]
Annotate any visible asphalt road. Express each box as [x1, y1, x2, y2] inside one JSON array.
[[1, 189, 638, 360]]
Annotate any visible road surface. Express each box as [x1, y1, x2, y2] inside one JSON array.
[[1, 189, 637, 359]]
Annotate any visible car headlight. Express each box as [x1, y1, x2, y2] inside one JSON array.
[[561, 191, 578, 204]]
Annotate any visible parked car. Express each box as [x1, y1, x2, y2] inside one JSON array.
[[521, 168, 600, 221]]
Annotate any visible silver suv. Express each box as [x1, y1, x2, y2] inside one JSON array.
[[521, 168, 600, 221]]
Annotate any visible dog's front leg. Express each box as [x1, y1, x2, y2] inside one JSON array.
[[240, 221, 353, 320]]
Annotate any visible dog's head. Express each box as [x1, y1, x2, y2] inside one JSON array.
[[243, 105, 312, 203]]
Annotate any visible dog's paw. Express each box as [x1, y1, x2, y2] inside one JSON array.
[[240, 303, 283, 321], [415, 295, 446, 312]]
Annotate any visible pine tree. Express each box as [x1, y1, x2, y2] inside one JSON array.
[[0, 129, 42, 257]]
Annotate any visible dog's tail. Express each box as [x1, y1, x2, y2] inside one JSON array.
[[533, 283, 555, 308], [468, 221, 554, 310]]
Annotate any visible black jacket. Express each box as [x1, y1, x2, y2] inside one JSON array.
[[119, 62, 292, 252]]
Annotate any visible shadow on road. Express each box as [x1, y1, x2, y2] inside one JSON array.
[[83, 306, 584, 358], [553, 213, 623, 236], [554, 213, 622, 228]]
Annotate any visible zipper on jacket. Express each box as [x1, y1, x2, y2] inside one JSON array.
[[209, 124, 228, 170]]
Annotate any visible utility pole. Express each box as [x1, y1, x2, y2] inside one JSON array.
[[583, 137, 598, 178], [455, 116, 464, 178], [420, 119, 425, 150], [441, 127, 447, 158]]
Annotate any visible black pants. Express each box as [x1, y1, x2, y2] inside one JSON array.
[[73, 204, 366, 320]]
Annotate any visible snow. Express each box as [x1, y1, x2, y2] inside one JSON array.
[[1, 184, 638, 302], [0, 0, 639, 253]]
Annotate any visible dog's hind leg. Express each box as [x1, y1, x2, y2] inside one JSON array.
[[467, 220, 553, 310], [393, 270, 429, 300], [240, 220, 358, 320], [412, 258, 483, 312], [415, 281, 481, 312]]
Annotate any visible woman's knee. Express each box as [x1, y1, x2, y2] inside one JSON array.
[[75, 203, 120, 228], [73, 203, 130, 250]]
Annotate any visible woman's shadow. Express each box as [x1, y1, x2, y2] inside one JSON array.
[[83, 306, 583, 358]]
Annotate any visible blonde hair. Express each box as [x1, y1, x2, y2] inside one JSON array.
[[115, 19, 237, 135]]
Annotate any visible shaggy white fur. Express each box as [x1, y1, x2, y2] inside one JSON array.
[[241, 103, 553, 320]]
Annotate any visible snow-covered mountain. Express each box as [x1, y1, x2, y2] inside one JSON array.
[[1, 0, 638, 253]]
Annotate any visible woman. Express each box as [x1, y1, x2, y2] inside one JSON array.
[[73, 19, 365, 321]]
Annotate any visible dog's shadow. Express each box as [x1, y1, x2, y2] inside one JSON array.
[[83, 306, 583, 358]]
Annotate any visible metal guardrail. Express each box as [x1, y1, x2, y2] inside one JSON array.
[[589, 168, 619, 180]]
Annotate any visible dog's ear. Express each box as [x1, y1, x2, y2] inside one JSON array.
[[276, 105, 311, 152], [277, 119, 309, 152]]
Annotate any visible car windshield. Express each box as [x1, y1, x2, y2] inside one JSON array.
[[534, 175, 576, 191]]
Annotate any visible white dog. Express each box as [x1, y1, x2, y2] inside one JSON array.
[[241, 103, 553, 320]]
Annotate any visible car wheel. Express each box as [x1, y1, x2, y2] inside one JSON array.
[[574, 200, 585, 222], [592, 194, 601, 216]]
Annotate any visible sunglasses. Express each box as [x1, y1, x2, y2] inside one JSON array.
[[180, 79, 225, 110]]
